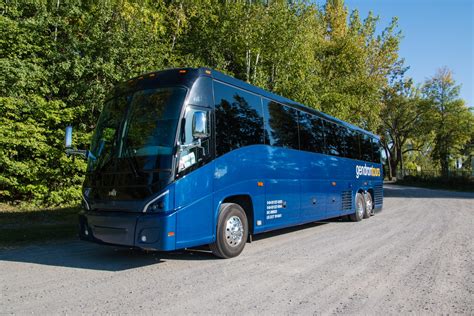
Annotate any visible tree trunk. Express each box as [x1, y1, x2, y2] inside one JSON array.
[[253, 52, 260, 82], [390, 156, 398, 180], [441, 153, 449, 178], [246, 50, 251, 82], [398, 144, 404, 179]]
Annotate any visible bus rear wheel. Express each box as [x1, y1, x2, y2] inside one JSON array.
[[350, 193, 365, 222], [364, 192, 373, 218], [210, 203, 248, 259]]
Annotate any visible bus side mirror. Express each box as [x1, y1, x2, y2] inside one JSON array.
[[65, 125, 88, 158], [65, 125, 73, 148], [192, 111, 209, 139]]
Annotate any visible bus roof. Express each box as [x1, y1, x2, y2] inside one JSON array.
[[131, 67, 380, 140]]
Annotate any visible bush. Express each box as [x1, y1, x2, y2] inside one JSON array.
[[397, 174, 474, 192], [0, 96, 86, 206]]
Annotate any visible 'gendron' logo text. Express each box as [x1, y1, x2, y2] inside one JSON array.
[[355, 164, 381, 179]]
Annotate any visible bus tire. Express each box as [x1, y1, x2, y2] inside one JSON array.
[[364, 192, 373, 218], [350, 193, 365, 222], [210, 203, 248, 259]]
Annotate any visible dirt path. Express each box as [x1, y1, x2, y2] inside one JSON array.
[[1, 185, 473, 314]]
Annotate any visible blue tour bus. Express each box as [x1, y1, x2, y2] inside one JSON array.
[[68, 67, 383, 258]]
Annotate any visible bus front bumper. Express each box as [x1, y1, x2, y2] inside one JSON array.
[[78, 210, 177, 251]]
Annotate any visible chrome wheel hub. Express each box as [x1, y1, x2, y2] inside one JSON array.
[[225, 216, 244, 247], [366, 196, 373, 214], [356, 199, 364, 218]]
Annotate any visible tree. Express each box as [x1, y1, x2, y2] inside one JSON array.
[[0, 2, 84, 205], [422, 67, 474, 177], [0, 0, 405, 206], [378, 71, 431, 179], [315, 1, 401, 130], [0, 0, 172, 205]]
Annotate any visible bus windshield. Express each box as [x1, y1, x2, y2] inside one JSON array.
[[88, 87, 186, 174]]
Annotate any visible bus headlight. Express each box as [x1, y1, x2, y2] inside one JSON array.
[[148, 200, 165, 212], [144, 190, 170, 213]]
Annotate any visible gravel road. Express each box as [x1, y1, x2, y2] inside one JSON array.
[[1, 184, 473, 314]]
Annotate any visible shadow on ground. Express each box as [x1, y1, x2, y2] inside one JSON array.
[[0, 241, 217, 272], [2, 185, 471, 272], [252, 221, 332, 242], [0, 221, 335, 272]]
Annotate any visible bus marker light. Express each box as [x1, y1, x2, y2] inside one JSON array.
[[168, 232, 175, 237], [331, 181, 337, 186], [256, 220, 262, 226], [141, 235, 147, 242], [257, 181, 264, 187], [179, 70, 187, 74], [205, 70, 211, 74], [149, 73, 156, 78]]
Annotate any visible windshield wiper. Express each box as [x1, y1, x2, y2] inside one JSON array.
[[92, 128, 120, 176], [122, 139, 140, 178], [93, 150, 114, 176]]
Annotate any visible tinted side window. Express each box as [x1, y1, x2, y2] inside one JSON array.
[[299, 112, 325, 153], [214, 81, 264, 157], [371, 138, 382, 163], [325, 122, 340, 156], [360, 133, 373, 162], [346, 129, 361, 160], [187, 76, 213, 107], [263, 99, 299, 149], [178, 107, 211, 175], [337, 125, 350, 158]]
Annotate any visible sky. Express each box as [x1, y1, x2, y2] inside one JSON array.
[[324, 0, 474, 106]]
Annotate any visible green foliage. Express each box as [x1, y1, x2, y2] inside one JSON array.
[[1, 0, 172, 205], [172, 0, 400, 130], [0, 95, 84, 205], [378, 69, 432, 178], [317, 3, 400, 129], [397, 175, 473, 193], [422, 67, 474, 176], [379, 66, 473, 178], [2, 0, 469, 206]]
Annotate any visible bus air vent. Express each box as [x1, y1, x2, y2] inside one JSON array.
[[374, 184, 383, 205], [341, 190, 352, 211]]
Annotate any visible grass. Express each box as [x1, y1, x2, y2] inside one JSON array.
[[0, 203, 81, 247]]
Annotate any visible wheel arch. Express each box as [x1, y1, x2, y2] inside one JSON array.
[[219, 194, 255, 234], [355, 187, 374, 203]]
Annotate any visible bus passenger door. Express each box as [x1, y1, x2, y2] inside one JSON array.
[[175, 106, 214, 248]]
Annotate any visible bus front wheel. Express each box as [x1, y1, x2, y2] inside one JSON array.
[[210, 203, 248, 259], [350, 193, 365, 222]]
